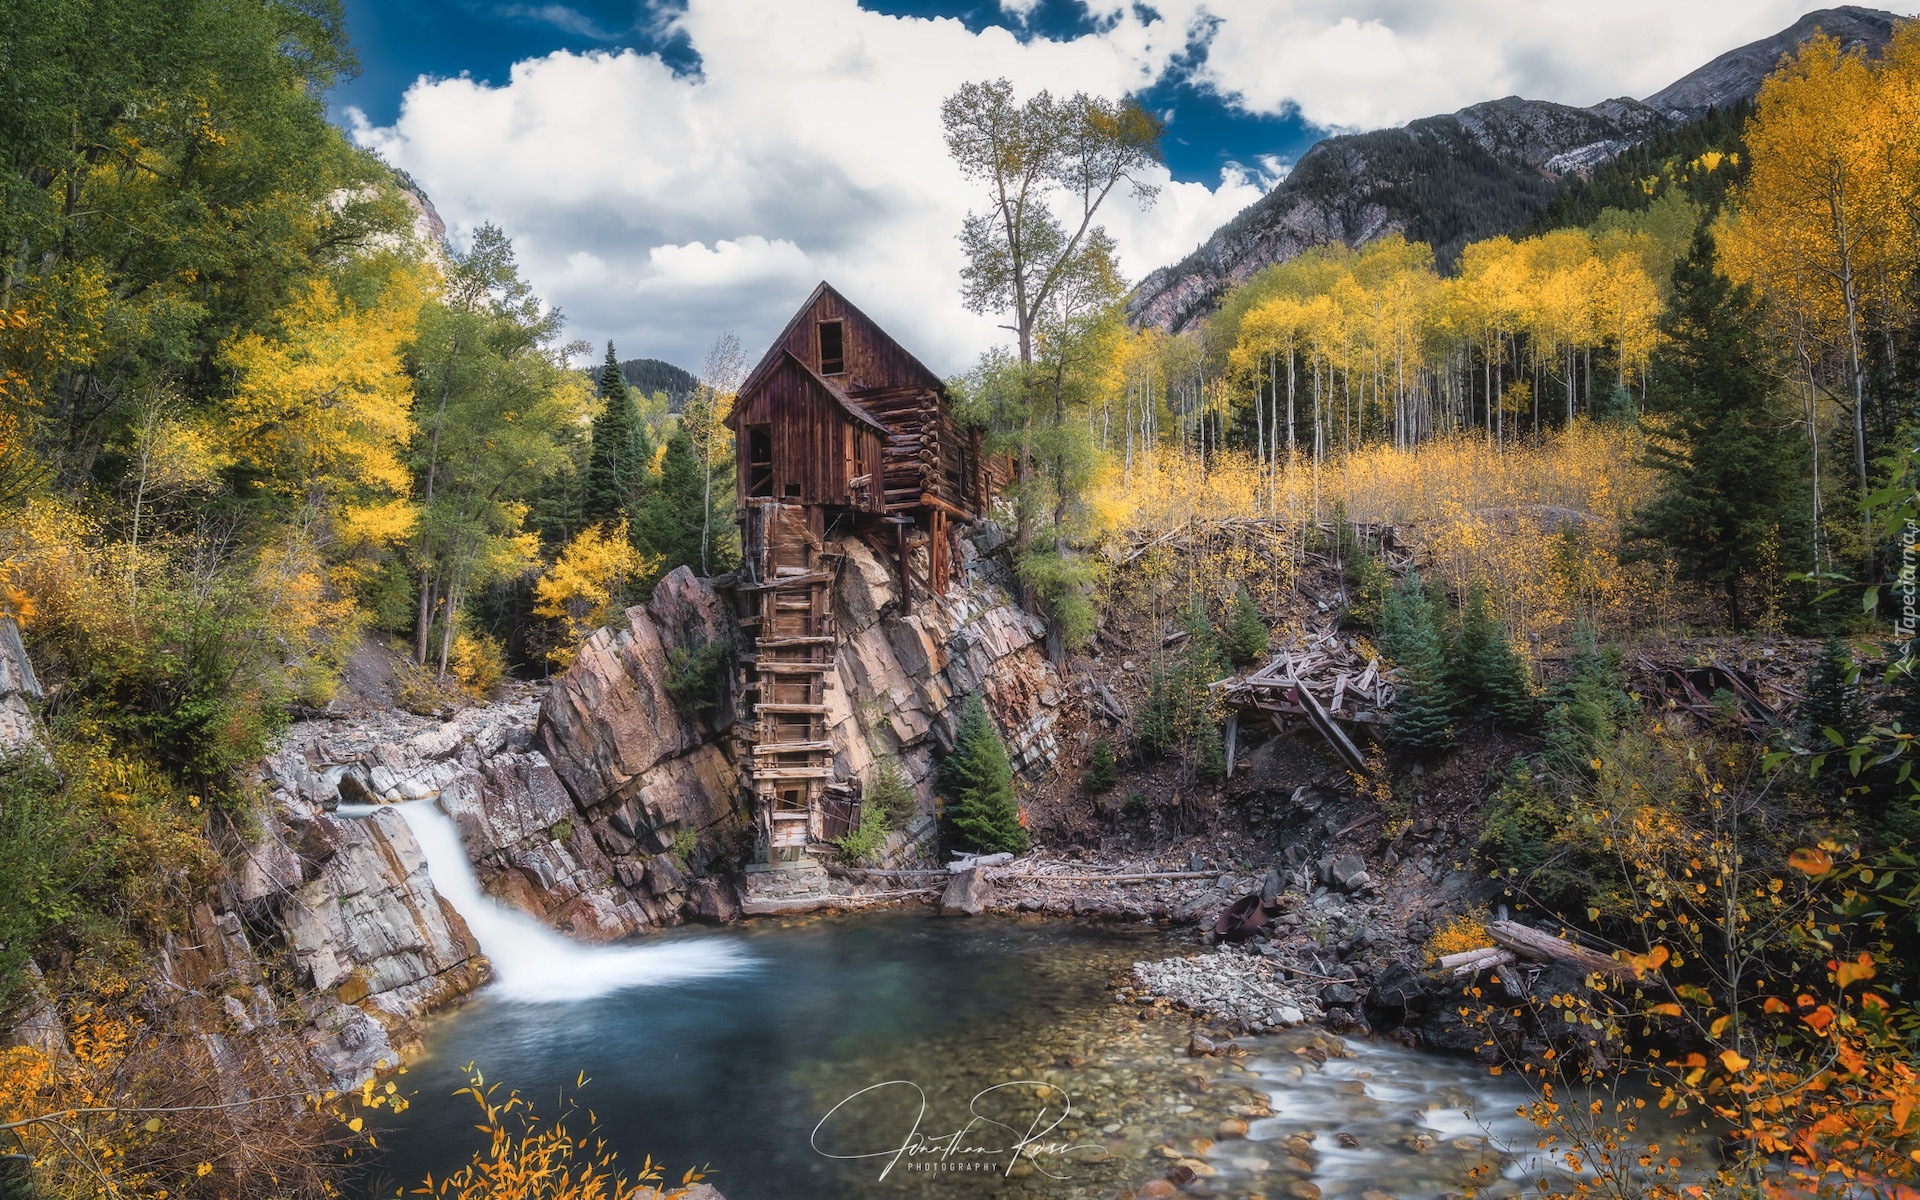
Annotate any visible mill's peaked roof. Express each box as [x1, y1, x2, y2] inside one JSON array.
[[737, 281, 946, 401]]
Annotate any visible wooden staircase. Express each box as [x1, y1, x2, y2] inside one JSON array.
[[741, 500, 845, 865]]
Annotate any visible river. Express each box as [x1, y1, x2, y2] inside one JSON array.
[[343, 802, 1657, 1199]]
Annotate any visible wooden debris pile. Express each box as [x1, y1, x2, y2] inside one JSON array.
[[1215, 630, 1393, 772]]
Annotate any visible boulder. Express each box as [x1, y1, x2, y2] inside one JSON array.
[[1320, 982, 1361, 1008], [940, 867, 993, 916], [1327, 855, 1369, 891]]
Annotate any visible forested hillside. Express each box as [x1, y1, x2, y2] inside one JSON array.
[[1129, 6, 1898, 334]]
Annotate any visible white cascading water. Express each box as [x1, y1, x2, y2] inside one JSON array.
[[336, 801, 752, 1003]]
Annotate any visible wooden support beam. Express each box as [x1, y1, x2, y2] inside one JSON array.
[[751, 741, 835, 755], [756, 703, 830, 714]]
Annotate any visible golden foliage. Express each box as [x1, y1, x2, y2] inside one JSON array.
[[1423, 908, 1492, 964], [219, 268, 426, 514], [418, 1068, 706, 1200], [533, 521, 657, 666]]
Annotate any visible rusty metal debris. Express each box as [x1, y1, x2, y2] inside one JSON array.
[[1633, 657, 1781, 737]]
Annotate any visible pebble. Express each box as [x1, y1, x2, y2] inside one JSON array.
[[1288, 1183, 1323, 1200], [1217, 1117, 1249, 1138]]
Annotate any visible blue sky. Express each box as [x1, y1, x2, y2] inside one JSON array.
[[334, 0, 1827, 373], [330, 0, 1324, 189]]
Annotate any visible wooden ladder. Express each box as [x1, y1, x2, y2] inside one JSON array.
[[742, 501, 842, 863]]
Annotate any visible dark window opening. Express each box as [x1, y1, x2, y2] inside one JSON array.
[[783, 482, 802, 498], [818, 320, 845, 375], [747, 426, 774, 497]]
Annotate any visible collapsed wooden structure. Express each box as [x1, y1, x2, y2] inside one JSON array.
[[1214, 630, 1394, 773], [730, 283, 994, 864]]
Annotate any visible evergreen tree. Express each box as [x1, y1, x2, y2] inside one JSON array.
[[1802, 638, 1865, 749], [1452, 579, 1495, 698], [1084, 736, 1118, 794], [1450, 578, 1535, 727], [633, 424, 707, 582], [1475, 624, 1536, 728], [943, 695, 1027, 854], [1222, 588, 1271, 666], [1384, 572, 1459, 752], [1625, 229, 1805, 629], [584, 341, 653, 525]]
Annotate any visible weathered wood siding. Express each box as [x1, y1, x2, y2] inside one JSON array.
[[733, 355, 881, 510]]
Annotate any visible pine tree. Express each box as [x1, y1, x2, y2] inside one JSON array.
[[584, 341, 653, 525], [1222, 588, 1271, 666], [632, 424, 706, 583], [1384, 572, 1459, 752], [1084, 736, 1118, 794], [943, 695, 1027, 854], [1624, 229, 1806, 629], [1801, 638, 1865, 750], [1452, 579, 1495, 698]]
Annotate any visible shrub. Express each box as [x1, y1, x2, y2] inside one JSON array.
[[834, 801, 892, 865], [449, 630, 507, 699], [1083, 736, 1118, 794], [1475, 758, 1599, 909], [664, 640, 730, 720], [1137, 599, 1228, 778], [865, 758, 916, 825], [941, 695, 1027, 855], [1422, 906, 1491, 964]]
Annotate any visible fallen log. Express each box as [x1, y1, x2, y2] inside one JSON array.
[[741, 888, 939, 916], [988, 870, 1220, 884], [1448, 949, 1517, 977], [1486, 920, 1633, 981]]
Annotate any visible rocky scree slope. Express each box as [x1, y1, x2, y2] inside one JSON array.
[[1129, 6, 1899, 334]]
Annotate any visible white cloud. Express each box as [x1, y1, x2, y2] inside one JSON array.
[[1189, 1, 1849, 132], [353, 0, 1878, 371], [354, 0, 1255, 372]]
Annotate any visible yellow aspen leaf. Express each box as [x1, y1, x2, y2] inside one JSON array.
[[1720, 1050, 1750, 1074]]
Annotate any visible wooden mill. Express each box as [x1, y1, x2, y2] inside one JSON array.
[[728, 282, 993, 864]]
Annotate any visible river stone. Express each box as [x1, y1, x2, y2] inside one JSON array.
[[940, 867, 993, 916]]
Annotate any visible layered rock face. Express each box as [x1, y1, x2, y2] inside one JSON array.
[[825, 532, 1060, 832], [539, 531, 1063, 870]]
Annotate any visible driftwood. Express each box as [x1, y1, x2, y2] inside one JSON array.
[[987, 869, 1220, 884], [1486, 920, 1633, 981], [1441, 948, 1517, 976]]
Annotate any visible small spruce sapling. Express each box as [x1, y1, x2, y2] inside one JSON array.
[[1383, 572, 1459, 752], [942, 695, 1027, 855], [1223, 588, 1271, 666], [1084, 736, 1118, 794]]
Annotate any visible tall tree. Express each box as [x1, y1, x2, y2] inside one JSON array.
[[1627, 229, 1805, 629], [633, 424, 713, 586], [942, 694, 1026, 855], [405, 228, 583, 671], [583, 341, 651, 526], [942, 78, 1161, 579]]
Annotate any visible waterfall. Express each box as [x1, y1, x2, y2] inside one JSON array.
[[337, 801, 753, 1003]]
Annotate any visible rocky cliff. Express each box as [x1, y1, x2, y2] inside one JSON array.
[[137, 520, 1059, 1092], [1130, 6, 1900, 334]]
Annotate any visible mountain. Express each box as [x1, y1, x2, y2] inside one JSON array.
[[620, 357, 697, 406], [1129, 6, 1900, 334]]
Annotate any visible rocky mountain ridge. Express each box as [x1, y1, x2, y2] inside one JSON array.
[[1129, 6, 1900, 334]]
